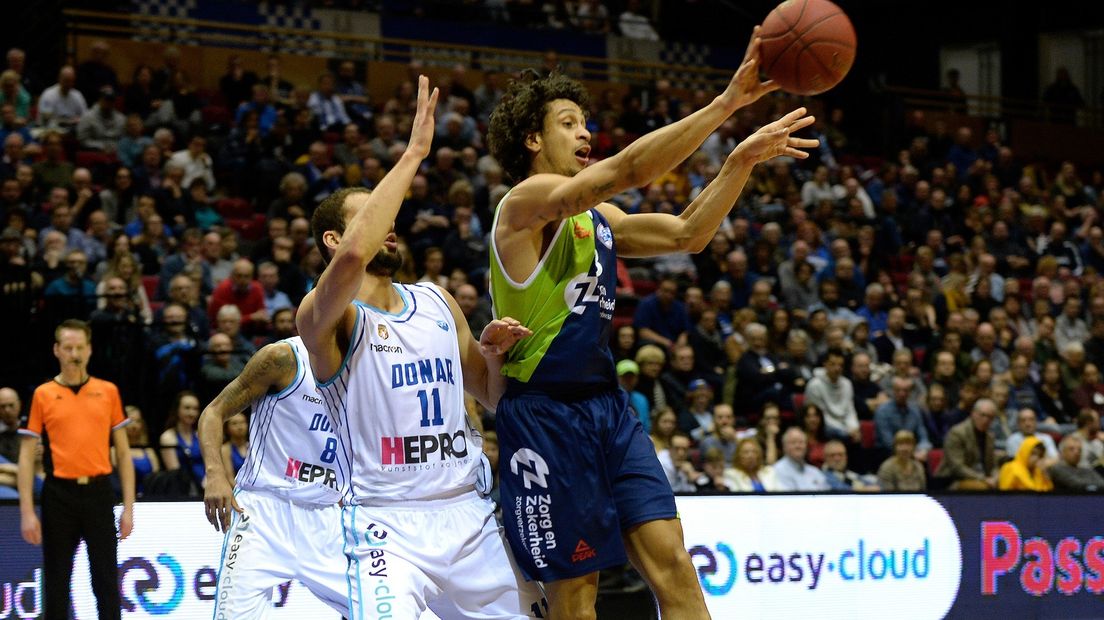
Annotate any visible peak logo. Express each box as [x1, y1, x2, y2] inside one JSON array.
[[509, 449, 549, 490], [572, 540, 597, 563]]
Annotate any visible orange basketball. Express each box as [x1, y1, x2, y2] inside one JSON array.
[[759, 0, 857, 96]]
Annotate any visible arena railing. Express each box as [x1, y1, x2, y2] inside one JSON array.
[[61, 8, 738, 90]]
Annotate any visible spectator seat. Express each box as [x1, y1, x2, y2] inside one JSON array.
[[141, 275, 160, 302], [216, 198, 253, 219], [860, 420, 875, 450], [927, 448, 944, 478]]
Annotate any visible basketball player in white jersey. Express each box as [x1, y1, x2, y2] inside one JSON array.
[[199, 336, 350, 618], [297, 75, 545, 619]]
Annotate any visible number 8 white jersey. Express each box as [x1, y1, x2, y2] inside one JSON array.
[[236, 336, 347, 505], [318, 283, 482, 504]]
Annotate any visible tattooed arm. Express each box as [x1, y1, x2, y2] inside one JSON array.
[[198, 342, 297, 531]]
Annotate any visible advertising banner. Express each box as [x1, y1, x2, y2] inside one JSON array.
[[676, 494, 1104, 620], [678, 495, 963, 620], [938, 494, 1104, 619], [1, 502, 340, 619], [2, 495, 1102, 618]]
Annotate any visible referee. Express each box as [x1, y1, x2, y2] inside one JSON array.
[[17, 319, 135, 620]]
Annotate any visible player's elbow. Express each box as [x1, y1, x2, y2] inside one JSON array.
[[618, 151, 645, 188], [331, 245, 369, 270], [683, 235, 710, 254]]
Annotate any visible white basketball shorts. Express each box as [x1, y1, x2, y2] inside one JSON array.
[[343, 489, 547, 619], [213, 488, 349, 619]]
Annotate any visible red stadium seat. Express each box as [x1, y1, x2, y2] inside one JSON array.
[[927, 449, 943, 478], [632, 279, 657, 297], [202, 105, 232, 127], [612, 315, 634, 333], [226, 216, 264, 241], [141, 275, 160, 302], [860, 420, 875, 450], [792, 393, 805, 412], [75, 150, 118, 169], [195, 88, 224, 107], [216, 198, 253, 219]]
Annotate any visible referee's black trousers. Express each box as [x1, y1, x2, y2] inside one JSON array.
[[41, 476, 121, 620]]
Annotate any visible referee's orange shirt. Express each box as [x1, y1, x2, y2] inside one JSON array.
[[19, 377, 128, 479]]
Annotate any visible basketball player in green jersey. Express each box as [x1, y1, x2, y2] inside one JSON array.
[[485, 30, 819, 619]]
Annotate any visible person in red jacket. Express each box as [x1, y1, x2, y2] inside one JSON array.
[[207, 258, 267, 333]]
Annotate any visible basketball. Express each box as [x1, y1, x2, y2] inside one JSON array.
[[759, 0, 857, 96]]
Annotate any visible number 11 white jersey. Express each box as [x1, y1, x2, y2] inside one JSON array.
[[317, 283, 482, 504]]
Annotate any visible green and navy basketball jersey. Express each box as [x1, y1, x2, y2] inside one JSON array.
[[489, 200, 618, 391]]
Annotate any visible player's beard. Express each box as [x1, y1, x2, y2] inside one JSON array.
[[365, 247, 402, 276]]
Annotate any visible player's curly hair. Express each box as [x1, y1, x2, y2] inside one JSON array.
[[486, 71, 591, 183]]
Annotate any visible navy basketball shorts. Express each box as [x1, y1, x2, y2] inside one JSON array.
[[496, 387, 677, 582]]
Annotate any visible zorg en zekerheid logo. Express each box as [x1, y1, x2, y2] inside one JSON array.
[[510, 448, 557, 569], [691, 538, 933, 594]]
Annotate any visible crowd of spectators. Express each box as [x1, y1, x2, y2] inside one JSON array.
[[384, 0, 662, 40], [1, 30, 1104, 503]]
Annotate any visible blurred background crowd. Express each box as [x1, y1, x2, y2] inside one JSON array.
[[2, 0, 1104, 510]]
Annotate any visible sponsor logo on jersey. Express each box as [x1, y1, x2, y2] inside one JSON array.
[[436, 320, 449, 331], [284, 457, 339, 490], [573, 221, 590, 239], [361, 522, 395, 616], [379, 430, 469, 465], [572, 539, 597, 563], [378, 324, 389, 339], [513, 492, 556, 569], [215, 513, 252, 618], [370, 342, 404, 354], [509, 448, 550, 489], [596, 223, 613, 249], [301, 393, 323, 405]]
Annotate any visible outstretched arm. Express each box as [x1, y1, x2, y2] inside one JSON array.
[[199, 342, 297, 532], [600, 108, 818, 256], [297, 76, 439, 380], [501, 29, 777, 231]]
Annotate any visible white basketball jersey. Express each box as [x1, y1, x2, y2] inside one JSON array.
[[318, 283, 481, 503], [235, 337, 347, 505]]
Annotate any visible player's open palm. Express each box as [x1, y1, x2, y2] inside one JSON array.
[[479, 317, 532, 357], [406, 75, 440, 160], [733, 107, 819, 164], [720, 26, 779, 113]]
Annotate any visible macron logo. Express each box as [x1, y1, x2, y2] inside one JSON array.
[[509, 448, 550, 490]]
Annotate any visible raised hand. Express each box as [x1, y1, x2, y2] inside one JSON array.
[[407, 74, 440, 160], [732, 107, 819, 164], [718, 26, 779, 113], [479, 317, 532, 358]]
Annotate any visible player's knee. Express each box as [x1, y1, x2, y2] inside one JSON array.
[[547, 578, 598, 620], [647, 544, 697, 590]]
